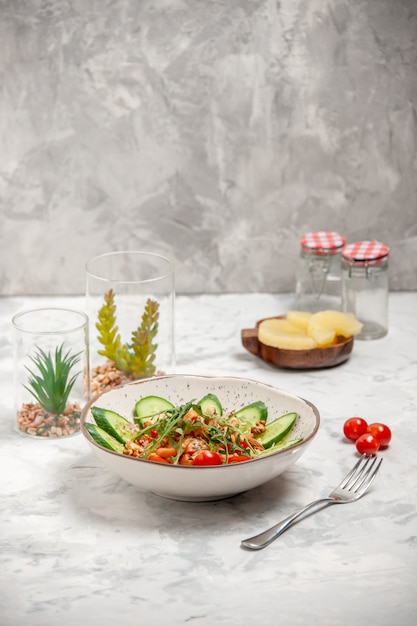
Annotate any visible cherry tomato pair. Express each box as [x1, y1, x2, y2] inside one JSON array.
[[343, 417, 392, 455]]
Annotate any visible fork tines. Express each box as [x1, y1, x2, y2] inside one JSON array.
[[340, 454, 383, 493]]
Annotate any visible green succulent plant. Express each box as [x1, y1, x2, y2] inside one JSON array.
[[96, 289, 159, 379], [24, 344, 81, 415]]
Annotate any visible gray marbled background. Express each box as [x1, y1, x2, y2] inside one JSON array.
[[1, 0, 416, 295]]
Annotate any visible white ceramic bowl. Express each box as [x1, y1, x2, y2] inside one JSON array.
[[81, 375, 320, 501]]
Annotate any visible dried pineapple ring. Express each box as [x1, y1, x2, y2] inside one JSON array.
[[308, 310, 363, 340], [258, 318, 306, 335], [286, 311, 313, 331], [258, 319, 317, 350]]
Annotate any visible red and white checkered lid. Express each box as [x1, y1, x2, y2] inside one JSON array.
[[300, 231, 346, 254], [342, 240, 390, 265]]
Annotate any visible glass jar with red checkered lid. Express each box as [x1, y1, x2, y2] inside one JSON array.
[[341, 240, 390, 340], [294, 231, 346, 312]]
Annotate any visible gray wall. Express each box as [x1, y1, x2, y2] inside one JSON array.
[[1, 0, 416, 295]]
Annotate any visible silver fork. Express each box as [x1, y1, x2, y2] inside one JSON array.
[[241, 454, 383, 551]]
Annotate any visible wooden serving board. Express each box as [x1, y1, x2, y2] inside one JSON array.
[[241, 316, 354, 370]]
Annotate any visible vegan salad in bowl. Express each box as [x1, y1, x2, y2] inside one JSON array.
[[81, 375, 320, 501]]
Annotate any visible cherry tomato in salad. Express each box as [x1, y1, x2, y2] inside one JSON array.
[[192, 450, 223, 466], [343, 417, 368, 441], [367, 423, 392, 448], [355, 433, 380, 455], [227, 454, 251, 463]]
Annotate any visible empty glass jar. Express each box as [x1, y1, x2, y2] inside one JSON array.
[[294, 231, 346, 312], [341, 241, 390, 340]]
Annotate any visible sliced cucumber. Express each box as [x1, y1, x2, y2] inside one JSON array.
[[134, 395, 175, 426], [255, 412, 298, 449], [85, 422, 125, 454], [198, 393, 223, 417], [258, 437, 303, 456], [234, 401, 268, 433], [91, 406, 139, 444]]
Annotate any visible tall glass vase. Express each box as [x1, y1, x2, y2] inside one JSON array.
[[86, 251, 175, 397]]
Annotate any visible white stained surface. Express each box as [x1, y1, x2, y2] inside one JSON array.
[[0, 292, 416, 626]]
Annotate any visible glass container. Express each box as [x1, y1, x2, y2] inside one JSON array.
[[86, 251, 175, 397], [12, 307, 90, 438], [294, 231, 346, 312], [341, 241, 390, 340]]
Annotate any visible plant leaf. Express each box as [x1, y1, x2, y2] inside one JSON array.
[[24, 345, 81, 414], [96, 289, 123, 362], [95, 292, 160, 379]]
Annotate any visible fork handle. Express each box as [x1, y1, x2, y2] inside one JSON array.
[[241, 497, 335, 550]]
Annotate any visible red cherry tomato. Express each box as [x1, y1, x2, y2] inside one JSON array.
[[192, 450, 223, 466], [355, 433, 380, 455], [367, 423, 392, 448], [343, 417, 368, 441], [227, 454, 251, 463]]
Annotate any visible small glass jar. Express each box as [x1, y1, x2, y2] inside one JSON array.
[[12, 308, 90, 438], [341, 241, 390, 340], [294, 231, 346, 312]]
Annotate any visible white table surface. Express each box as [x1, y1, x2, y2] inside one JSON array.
[[1, 292, 416, 626]]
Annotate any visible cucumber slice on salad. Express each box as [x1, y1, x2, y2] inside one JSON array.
[[258, 437, 304, 456], [197, 393, 223, 417], [133, 395, 175, 426], [90, 406, 139, 444], [255, 412, 298, 449], [85, 422, 125, 454], [233, 400, 268, 433]]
